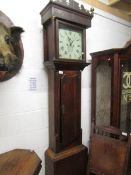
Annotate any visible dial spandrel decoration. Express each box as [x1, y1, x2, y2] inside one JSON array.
[[59, 28, 83, 60]]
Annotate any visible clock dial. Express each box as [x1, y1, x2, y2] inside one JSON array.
[[59, 28, 83, 60]]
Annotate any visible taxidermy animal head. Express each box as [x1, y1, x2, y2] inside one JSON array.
[[0, 22, 24, 71]]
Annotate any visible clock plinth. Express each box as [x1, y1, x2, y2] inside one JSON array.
[[45, 145, 88, 175], [40, 1, 93, 175]]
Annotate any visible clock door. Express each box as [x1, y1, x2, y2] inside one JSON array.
[[58, 28, 83, 60], [56, 20, 86, 62], [59, 71, 81, 148], [120, 59, 131, 133]]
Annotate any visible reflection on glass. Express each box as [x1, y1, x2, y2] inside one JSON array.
[[120, 63, 131, 132], [96, 61, 111, 126]]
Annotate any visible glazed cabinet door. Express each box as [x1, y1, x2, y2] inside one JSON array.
[[120, 59, 131, 133]]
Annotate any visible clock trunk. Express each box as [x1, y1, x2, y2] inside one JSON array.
[[48, 69, 82, 153]]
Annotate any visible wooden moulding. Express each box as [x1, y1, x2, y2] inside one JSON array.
[[40, 1, 93, 28], [83, 0, 131, 22], [45, 145, 88, 175], [44, 60, 90, 70]]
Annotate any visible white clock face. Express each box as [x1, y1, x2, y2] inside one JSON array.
[[59, 28, 83, 60]]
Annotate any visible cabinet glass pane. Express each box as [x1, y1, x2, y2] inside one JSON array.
[[120, 62, 131, 133], [96, 61, 111, 126]]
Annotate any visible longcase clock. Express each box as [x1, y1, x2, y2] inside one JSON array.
[[40, 1, 93, 175]]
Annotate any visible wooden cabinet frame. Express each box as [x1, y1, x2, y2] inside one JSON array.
[[91, 42, 131, 133]]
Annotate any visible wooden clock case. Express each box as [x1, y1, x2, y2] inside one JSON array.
[[40, 1, 93, 175]]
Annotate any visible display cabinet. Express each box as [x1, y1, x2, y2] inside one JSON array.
[[91, 41, 131, 134]]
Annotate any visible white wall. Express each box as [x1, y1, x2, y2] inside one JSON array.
[[80, 1, 131, 147], [0, 0, 131, 174]]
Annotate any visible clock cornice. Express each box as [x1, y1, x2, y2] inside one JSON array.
[[40, 0, 94, 28]]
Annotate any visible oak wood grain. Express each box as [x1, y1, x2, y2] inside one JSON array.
[[0, 149, 42, 175]]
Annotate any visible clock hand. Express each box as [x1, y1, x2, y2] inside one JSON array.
[[67, 36, 79, 47], [69, 37, 80, 46], [69, 39, 74, 46], [67, 36, 72, 43]]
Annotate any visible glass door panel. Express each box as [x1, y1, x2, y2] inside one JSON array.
[[120, 61, 131, 133], [96, 60, 111, 126]]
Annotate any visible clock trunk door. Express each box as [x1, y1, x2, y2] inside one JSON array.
[[59, 71, 81, 147]]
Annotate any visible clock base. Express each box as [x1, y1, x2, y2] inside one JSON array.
[[45, 144, 88, 175]]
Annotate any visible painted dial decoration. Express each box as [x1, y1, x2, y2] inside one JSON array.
[[59, 28, 83, 60]]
